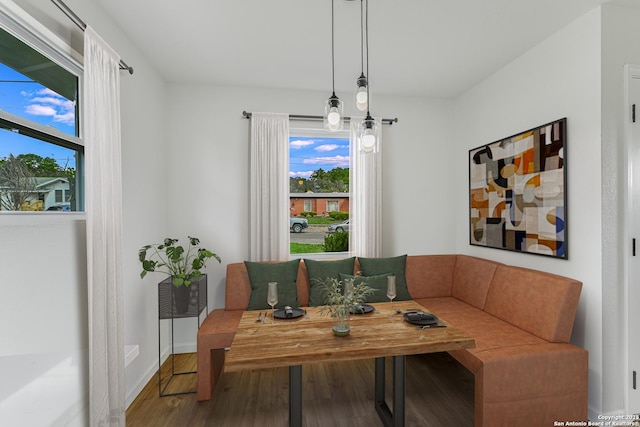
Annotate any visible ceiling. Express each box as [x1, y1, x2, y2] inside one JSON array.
[[73, 0, 640, 97]]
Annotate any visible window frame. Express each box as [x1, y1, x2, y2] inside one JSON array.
[[0, 3, 84, 213], [289, 126, 351, 260]]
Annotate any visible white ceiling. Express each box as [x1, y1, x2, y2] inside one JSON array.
[[87, 0, 638, 97]]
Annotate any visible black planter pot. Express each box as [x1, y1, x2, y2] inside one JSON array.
[[173, 285, 191, 314]]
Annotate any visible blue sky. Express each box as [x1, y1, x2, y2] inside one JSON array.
[[0, 63, 77, 168], [289, 136, 349, 179]]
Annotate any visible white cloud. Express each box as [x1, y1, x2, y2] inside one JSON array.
[[25, 105, 57, 116], [290, 139, 315, 149], [303, 155, 349, 168], [31, 97, 67, 107], [22, 88, 76, 126], [53, 112, 75, 125], [290, 170, 314, 179], [38, 88, 63, 98], [315, 144, 339, 152]]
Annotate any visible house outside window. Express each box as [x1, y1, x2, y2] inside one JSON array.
[[304, 199, 312, 212], [0, 24, 83, 212]]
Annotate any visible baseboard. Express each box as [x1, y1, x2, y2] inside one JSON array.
[[125, 346, 172, 408], [173, 343, 196, 354]]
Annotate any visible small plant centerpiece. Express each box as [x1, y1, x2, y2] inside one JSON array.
[[317, 277, 376, 337], [138, 236, 220, 313]]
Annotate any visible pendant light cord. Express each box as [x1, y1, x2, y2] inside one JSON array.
[[360, 0, 365, 74], [366, 0, 371, 116], [332, 0, 336, 94]]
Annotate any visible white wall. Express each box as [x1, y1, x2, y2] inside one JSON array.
[[164, 84, 456, 348], [3, 0, 169, 421], [452, 8, 604, 417]]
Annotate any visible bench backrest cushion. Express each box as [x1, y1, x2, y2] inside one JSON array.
[[405, 255, 456, 298], [225, 261, 311, 310], [451, 255, 502, 309], [244, 259, 300, 310], [484, 265, 582, 342], [304, 257, 356, 306], [358, 255, 413, 301]]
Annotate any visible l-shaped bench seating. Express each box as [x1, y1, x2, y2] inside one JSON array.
[[196, 254, 588, 426]]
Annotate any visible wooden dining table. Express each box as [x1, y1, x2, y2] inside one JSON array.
[[224, 300, 475, 427]]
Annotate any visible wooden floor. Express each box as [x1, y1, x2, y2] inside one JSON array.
[[126, 352, 474, 426]]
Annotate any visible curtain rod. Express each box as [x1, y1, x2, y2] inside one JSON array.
[[242, 111, 398, 125], [51, 0, 134, 74]]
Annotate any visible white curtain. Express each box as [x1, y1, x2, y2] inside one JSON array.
[[250, 112, 290, 261], [84, 26, 125, 427], [350, 117, 383, 257]]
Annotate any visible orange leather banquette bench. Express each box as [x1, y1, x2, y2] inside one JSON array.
[[196, 254, 587, 427]]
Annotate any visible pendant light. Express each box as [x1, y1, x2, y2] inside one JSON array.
[[359, 0, 378, 153], [355, 0, 368, 111], [324, 0, 343, 131]]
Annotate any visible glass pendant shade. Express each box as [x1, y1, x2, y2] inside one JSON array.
[[355, 73, 368, 111], [324, 92, 343, 131], [359, 115, 378, 153]]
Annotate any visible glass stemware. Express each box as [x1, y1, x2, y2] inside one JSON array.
[[267, 282, 278, 324], [387, 275, 396, 315]]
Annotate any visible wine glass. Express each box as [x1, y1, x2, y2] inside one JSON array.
[[267, 282, 278, 324], [387, 275, 396, 315]]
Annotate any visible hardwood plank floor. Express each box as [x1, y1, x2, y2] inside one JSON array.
[[126, 352, 474, 426]]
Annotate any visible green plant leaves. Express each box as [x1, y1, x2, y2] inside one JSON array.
[[138, 236, 221, 286]]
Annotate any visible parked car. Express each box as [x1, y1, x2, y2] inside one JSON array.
[[290, 217, 309, 233], [328, 219, 349, 233], [46, 204, 71, 211]]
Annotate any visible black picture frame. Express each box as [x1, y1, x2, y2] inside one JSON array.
[[468, 118, 567, 259]]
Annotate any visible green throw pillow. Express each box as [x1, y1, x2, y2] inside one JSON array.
[[357, 255, 413, 301], [244, 259, 300, 310], [304, 257, 356, 306], [339, 273, 390, 303]]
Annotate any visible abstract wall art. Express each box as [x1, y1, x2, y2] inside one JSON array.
[[469, 118, 567, 259]]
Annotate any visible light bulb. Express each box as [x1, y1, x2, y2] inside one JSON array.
[[356, 87, 368, 111], [355, 74, 368, 111], [327, 107, 340, 125], [361, 131, 375, 150], [360, 117, 376, 153], [324, 93, 343, 131]]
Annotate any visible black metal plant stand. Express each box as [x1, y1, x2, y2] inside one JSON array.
[[157, 274, 207, 397]]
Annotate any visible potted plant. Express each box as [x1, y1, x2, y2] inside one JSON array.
[[138, 236, 221, 313], [317, 277, 376, 337]]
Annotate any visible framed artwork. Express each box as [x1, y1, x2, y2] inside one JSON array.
[[469, 118, 567, 259]]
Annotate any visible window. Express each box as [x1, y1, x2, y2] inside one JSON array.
[[289, 128, 350, 256], [0, 25, 83, 212], [326, 200, 339, 212]]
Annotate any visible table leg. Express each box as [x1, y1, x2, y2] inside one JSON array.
[[289, 365, 302, 427], [393, 355, 406, 426], [374, 356, 406, 427]]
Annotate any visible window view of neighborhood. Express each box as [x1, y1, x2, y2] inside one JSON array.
[[0, 27, 81, 212], [289, 132, 350, 254]]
